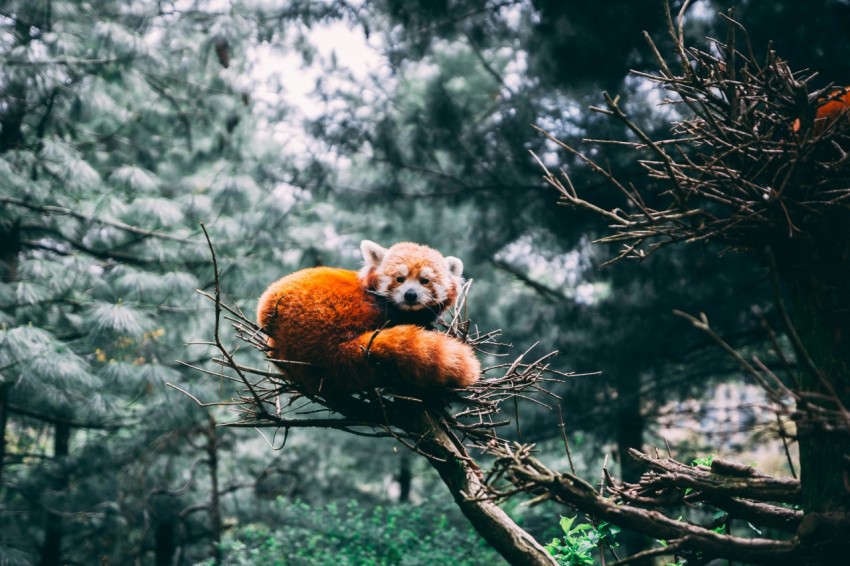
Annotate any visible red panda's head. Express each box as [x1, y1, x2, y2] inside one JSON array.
[[359, 240, 465, 313]]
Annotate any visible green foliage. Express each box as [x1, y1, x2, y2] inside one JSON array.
[[683, 454, 717, 496], [691, 454, 716, 468], [544, 516, 619, 566], [199, 499, 504, 566]]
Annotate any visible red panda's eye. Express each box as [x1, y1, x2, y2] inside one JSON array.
[[396, 276, 405, 283], [420, 278, 430, 285]]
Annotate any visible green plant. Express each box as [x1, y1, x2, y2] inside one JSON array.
[[544, 516, 619, 566], [691, 454, 716, 467], [683, 455, 717, 496], [198, 498, 503, 565]]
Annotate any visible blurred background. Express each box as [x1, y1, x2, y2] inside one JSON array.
[[1, 0, 848, 564]]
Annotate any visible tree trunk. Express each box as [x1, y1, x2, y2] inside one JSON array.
[[41, 421, 71, 566], [0, 77, 26, 153], [615, 371, 650, 560], [154, 520, 176, 566], [779, 232, 850, 553], [0, 385, 7, 485], [409, 412, 557, 566], [790, 278, 850, 513], [398, 453, 412, 502], [0, 10, 27, 489], [205, 414, 222, 565], [0, 223, 20, 484]]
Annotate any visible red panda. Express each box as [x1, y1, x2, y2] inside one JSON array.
[[792, 87, 850, 134], [256, 240, 481, 396]]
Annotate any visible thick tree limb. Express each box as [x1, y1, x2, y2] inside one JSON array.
[[628, 449, 801, 503], [488, 443, 801, 564]]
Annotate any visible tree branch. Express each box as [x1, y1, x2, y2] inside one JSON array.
[[1, 196, 196, 242], [487, 443, 800, 564]]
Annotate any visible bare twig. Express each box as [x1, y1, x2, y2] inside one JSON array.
[[199, 223, 268, 415]]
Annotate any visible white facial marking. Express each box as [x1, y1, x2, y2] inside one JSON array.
[[376, 274, 391, 294], [433, 282, 447, 302]]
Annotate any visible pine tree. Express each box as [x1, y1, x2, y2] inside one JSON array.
[[0, 1, 341, 562]]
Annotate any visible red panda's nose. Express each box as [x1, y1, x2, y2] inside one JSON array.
[[403, 289, 418, 303]]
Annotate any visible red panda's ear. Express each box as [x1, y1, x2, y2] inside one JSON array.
[[446, 256, 464, 278], [360, 240, 387, 268]]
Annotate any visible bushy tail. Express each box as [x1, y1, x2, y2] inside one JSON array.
[[341, 325, 480, 390]]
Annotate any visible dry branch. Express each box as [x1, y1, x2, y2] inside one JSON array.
[[486, 442, 804, 564], [539, 11, 850, 264]]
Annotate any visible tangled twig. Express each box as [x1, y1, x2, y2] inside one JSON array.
[[537, 9, 850, 265]]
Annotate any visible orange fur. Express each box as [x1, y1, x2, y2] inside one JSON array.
[[256, 242, 480, 395], [793, 87, 850, 134]]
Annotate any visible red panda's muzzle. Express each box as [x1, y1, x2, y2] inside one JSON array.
[[390, 281, 434, 311]]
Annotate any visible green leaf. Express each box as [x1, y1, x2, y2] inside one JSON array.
[[559, 515, 576, 534], [691, 454, 715, 467]]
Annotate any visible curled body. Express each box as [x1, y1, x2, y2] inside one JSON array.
[[256, 241, 481, 395]]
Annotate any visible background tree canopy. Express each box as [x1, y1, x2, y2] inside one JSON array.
[[0, 0, 848, 564]]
